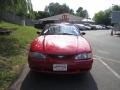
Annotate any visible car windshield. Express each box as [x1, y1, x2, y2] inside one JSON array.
[[41, 25, 80, 36]]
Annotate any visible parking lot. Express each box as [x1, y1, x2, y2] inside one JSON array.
[[10, 30, 120, 90]]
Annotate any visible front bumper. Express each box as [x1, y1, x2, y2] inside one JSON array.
[[28, 57, 93, 74]]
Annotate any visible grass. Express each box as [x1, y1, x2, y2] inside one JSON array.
[[0, 21, 39, 90]]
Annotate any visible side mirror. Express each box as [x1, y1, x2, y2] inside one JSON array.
[[81, 32, 86, 35], [37, 31, 41, 35]]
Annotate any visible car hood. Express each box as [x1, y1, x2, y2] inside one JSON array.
[[31, 35, 91, 54]]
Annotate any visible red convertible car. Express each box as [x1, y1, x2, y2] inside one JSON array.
[[28, 23, 93, 74]]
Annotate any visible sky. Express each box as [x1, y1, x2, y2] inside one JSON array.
[[31, 0, 120, 18]]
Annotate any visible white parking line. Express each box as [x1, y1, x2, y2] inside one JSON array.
[[94, 55, 120, 79], [99, 59, 120, 79], [94, 55, 120, 64], [98, 58, 120, 80]]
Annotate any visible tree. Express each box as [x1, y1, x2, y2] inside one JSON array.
[[76, 7, 89, 18], [33, 11, 50, 19], [93, 11, 106, 24], [93, 5, 120, 25], [15, 0, 28, 17], [93, 10, 111, 25], [0, 0, 34, 18], [0, 0, 15, 12], [26, 0, 34, 19], [44, 3, 74, 16], [70, 9, 74, 14], [60, 4, 70, 13], [112, 5, 120, 11]]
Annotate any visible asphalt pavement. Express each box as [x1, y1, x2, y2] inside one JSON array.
[[9, 30, 120, 90]]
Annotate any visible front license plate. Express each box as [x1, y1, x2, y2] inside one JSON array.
[[53, 64, 67, 71]]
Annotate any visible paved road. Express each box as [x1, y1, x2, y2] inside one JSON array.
[[10, 30, 120, 90], [84, 30, 120, 90]]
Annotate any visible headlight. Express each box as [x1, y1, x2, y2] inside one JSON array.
[[75, 53, 92, 60], [29, 52, 46, 59]]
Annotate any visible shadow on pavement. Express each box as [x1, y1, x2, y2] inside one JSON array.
[[20, 71, 98, 90]]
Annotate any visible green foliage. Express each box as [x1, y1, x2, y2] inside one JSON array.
[[93, 5, 120, 25], [112, 5, 120, 11], [0, 0, 34, 19], [76, 7, 89, 18], [0, 22, 38, 90], [93, 11, 106, 24], [0, 0, 15, 12], [33, 11, 50, 19], [93, 10, 111, 25], [70, 9, 74, 14], [44, 3, 74, 16], [15, 0, 27, 17]]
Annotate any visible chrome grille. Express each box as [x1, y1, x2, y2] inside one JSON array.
[[48, 54, 73, 59]]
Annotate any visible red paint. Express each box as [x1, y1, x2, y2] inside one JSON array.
[[31, 35, 91, 54], [28, 35, 93, 74], [28, 57, 93, 74]]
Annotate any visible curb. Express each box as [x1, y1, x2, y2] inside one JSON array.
[[9, 64, 29, 90]]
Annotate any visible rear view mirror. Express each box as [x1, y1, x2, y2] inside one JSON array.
[[81, 32, 86, 35]]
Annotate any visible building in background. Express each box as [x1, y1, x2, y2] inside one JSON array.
[[35, 13, 95, 29]]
